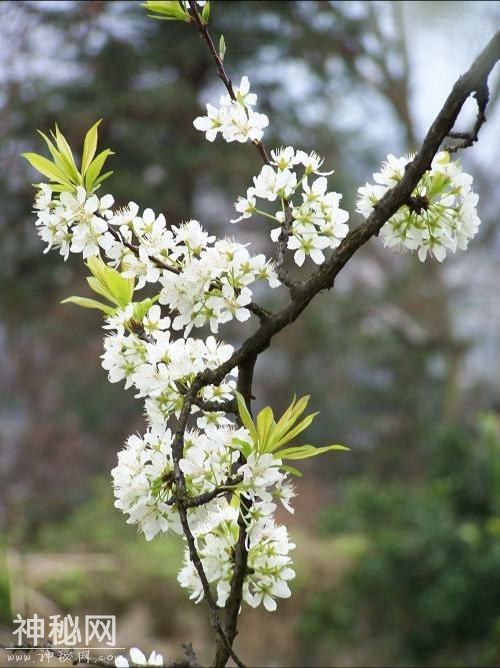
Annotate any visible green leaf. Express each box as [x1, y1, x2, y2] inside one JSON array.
[[268, 396, 312, 450], [61, 296, 115, 316], [106, 273, 134, 307], [93, 170, 114, 189], [281, 464, 303, 477], [231, 436, 253, 458], [84, 148, 114, 191], [277, 444, 349, 460], [273, 412, 319, 450], [45, 183, 75, 193], [22, 153, 73, 186], [235, 392, 258, 442], [233, 393, 349, 467], [256, 406, 275, 451], [86, 256, 134, 307], [53, 124, 79, 181], [142, 1, 190, 21], [219, 34, 226, 61], [37, 131, 63, 166], [86, 276, 118, 306], [81, 119, 102, 176], [132, 296, 159, 322], [201, 0, 210, 22]]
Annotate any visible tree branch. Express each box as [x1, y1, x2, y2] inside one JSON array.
[[192, 396, 237, 414], [170, 387, 246, 668], [214, 355, 256, 668], [164, 29, 500, 668], [108, 225, 180, 274], [194, 30, 500, 395], [165, 475, 243, 509]]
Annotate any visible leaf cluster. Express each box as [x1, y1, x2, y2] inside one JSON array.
[[22, 121, 113, 194], [143, 1, 210, 24], [234, 393, 348, 475]]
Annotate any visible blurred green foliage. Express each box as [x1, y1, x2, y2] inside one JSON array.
[[0, 541, 12, 623], [36, 478, 184, 581], [299, 414, 500, 666]]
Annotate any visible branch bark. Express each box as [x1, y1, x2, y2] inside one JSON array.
[[214, 355, 256, 668], [170, 386, 246, 668]]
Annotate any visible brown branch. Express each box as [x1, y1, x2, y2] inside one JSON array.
[[275, 199, 301, 292], [187, 0, 270, 167], [170, 387, 246, 668], [108, 225, 180, 274], [192, 29, 500, 396], [213, 355, 256, 668], [192, 396, 237, 414], [247, 301, 272, 323], [166, 474, 244, 509]]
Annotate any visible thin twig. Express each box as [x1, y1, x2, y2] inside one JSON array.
[[108, 225, 180, 274], [166, 475, 244, 509], [192, 396, 237, 414], [275, 198, 298, 289], [187, 1, 271, 166]]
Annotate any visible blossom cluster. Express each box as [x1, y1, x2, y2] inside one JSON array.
[[103, 294, 296, 608], [194, 76, 268, 144], [31, 178, 295, 613], [34, 186, 280, 333], [194, 74, 350, 268], [178, 449, 296, 611], [34, 183, 114, 260], [232, 146, 350, 266], [357, 151, 480, 262]]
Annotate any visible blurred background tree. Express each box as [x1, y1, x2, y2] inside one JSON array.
[[1, 1, 499, 665]]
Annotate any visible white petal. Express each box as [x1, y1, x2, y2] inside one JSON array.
[[129, 648, 147, 665], [294, 249, 305, 267], [432, 244, 446, 262], [114, 656, 129, 667]]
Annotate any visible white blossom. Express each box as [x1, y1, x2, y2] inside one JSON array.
[[357, 151, 481, 262], [252, 165, 297, 201], [115, 647, 163, 667], [231, 189, 256, 223], [193, 76, 269, 144]]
